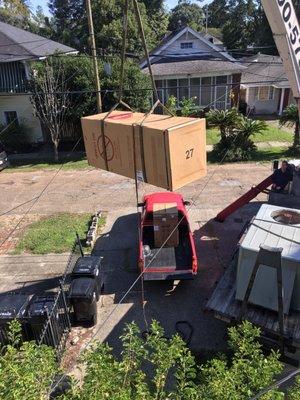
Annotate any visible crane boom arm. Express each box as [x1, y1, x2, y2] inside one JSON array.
[[262, 0, 300, 98]]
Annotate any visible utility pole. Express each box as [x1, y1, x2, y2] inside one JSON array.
[[205, 8, 209, 34], [85, 0, 102, 113]]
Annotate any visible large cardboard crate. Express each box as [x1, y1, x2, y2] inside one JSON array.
[[81, 110, 207, 191], [153, 203, 179, 248]]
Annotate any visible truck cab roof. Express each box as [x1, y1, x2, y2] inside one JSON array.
[[143, 192, 185, 213]]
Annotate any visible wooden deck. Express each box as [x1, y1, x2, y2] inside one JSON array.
[[206, 252, 300, 347]]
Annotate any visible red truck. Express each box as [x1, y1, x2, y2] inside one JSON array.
[[138, 192, 198, 281]]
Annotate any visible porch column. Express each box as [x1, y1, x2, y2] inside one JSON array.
[[279, 88, 285, 115]]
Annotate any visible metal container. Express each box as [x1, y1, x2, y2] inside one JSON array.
[[72, 256, 103, 300], [236, 204, 300, 313], [27, 294, 61, 347], [69, 278, 97, 326], [0, 293, 31, 345]]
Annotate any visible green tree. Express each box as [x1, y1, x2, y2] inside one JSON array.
[[30, 55, 151, 151], [280, 104, 300, 147], [198, 322, 283, 399], [222, 0, 257, 50], [2, 320, 297, 399], [206, 0, 229, 28], [252, 5, 276, 55], [168, 0, 204, 32], [0, 0, 31, 29], [48, 0, 168, 56], [0, 320, 59, 400], [66, 320, 199, 400], [288, 376, 300, 399]]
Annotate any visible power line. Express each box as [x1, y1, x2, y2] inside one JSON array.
[[0, 137, 82, 250], [47, 88, 254, 397], [0, 50, 285, 66], [250, 368, 300, 399]]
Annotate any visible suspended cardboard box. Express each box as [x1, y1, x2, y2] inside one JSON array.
[[153, 202, 179, 248], [81, 111, 207, 191]]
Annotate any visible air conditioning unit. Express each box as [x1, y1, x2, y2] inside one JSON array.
[[236, 204, 300, 313]]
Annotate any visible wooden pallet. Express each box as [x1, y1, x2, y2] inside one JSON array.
[[206, 252, 300, 348]]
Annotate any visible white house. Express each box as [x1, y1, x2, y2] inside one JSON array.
[[240, 53, 294, 115], [0, 21, 77, 143], [140, 26, 245, 111]]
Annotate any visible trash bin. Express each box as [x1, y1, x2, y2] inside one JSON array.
[[0, 293, 31, 345], [72, 256, 103, 301], [27, 294, 61, 347], [68, 278, 97, 326]]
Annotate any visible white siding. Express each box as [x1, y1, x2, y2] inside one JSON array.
[[0, 95, 42, 142], [247, 87, 281, 114], [160, 31, 220, 58]]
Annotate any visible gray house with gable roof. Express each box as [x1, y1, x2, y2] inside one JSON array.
[[0, 21, 77, 143], [140, 26, 245, 111], [240, 53, 294, 115]]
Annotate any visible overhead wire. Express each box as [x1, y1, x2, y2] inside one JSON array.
[[0, 137, 82, 249], [250, 368, 300, 399], [0, 76, 290, 99], [47, 75, 251, 398]]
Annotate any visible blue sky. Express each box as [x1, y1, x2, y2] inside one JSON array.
[[29, 0, 212, 16]]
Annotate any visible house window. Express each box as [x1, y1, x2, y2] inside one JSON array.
[[269, 86, 275, 100], [259, 86, 269, 101], [155, 79, 165, 102], [167, 79, 178, 100], [4, 111, 18, 126], [216, 75, 228, 84], [178, 78, 188, 101], [201, 77, 212, 106], [254, 86, 275, 101], [180, 42, 193, 49], [190, 78, 200, 105]]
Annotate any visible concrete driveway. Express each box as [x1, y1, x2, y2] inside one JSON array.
[[0, 163, 271, 359]]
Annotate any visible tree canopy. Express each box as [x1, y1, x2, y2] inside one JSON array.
[[4, 320, 300, 399], [168, 0, 204, 32]]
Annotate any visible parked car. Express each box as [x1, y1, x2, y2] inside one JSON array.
[[138, 192, 198, 281], [0, 143, 9, 171]]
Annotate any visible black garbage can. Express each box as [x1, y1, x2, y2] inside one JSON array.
[[72, 256, 103, 301], [0, 293, 31, 345], [27, 294, 61, 347], [69, 278, 97, 326]]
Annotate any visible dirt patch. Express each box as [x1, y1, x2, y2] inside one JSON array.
[[0, 214, 42, 255]]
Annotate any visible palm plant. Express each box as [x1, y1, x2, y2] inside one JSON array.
[[206, 108, 241, 142], [237, 117, 267, 140], [280, 104, 300, 147]]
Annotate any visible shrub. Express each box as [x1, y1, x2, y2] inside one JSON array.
[[0, 321, 59, 400], [0, 122, 32, 154], [180, 97, 199, 117], [208, 110, 267, 162], [165, 95, 177, 115]]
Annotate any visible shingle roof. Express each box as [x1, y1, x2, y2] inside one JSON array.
[[0, 21, 77, 63], [241, 53, 289, 88], [142, 58, 245, 76]]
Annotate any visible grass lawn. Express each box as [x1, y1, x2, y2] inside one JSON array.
[[6, 158, 89, 173], [206, 124, 293, 146], [14, 213, 106, 255], [207, 146, 294, 164]]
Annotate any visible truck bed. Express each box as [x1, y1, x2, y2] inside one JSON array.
[[144, 245, 192, 280], [142, 225, 193, 280], [206, 252, 300, 347]]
